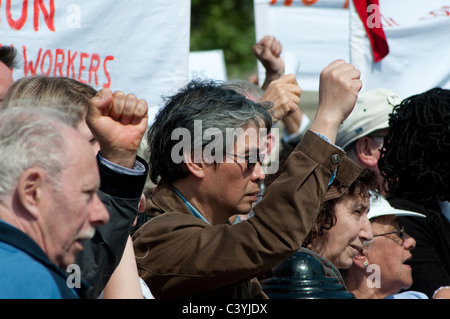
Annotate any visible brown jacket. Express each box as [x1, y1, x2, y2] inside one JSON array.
[[132, 130, 361, 298]]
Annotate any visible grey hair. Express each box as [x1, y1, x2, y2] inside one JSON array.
[[0, 107, 76, 201], [225, 79, 264, 101], [2, 75, 98, 127], [148, 79, 273, 184]]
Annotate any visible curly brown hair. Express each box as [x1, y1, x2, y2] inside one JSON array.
[[302, 168, 379, 247]]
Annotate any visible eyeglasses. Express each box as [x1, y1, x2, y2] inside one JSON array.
[[373, 225, 405, 245], [226, 153, 265, 171]]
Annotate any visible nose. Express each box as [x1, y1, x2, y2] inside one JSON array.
[[89, 193, 110, 227], [360, 216, 374, 242], [403, 232, 416, 250], [251, 161, 266, 183]]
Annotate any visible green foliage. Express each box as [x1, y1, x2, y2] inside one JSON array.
[[190, 0, 257, 80]]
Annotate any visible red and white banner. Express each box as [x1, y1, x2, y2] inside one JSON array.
[[255, 0, 450, 98], [254, 0, 350, 92], [350, 0, 450, 98], [1, 0, 191, 122]]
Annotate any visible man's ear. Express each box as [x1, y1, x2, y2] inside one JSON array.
[[265, 132, 277, 157], [353, 253, 369, 270], [16, 168, 44, 220], [355, 137, 378, 166], [183, 152, 206, 179]]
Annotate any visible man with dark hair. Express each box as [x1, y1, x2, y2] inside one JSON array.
[[0, 46, 18, 106], [0, 45, 19, 69], [133, 59, 363, 298], [378, 87, 450, 298]]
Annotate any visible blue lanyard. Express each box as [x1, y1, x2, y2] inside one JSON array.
[[174, 188, 210, 224]]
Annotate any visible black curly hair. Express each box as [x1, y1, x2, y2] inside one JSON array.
[[378, 87, 450, 204], [0, 46, 19, 69]]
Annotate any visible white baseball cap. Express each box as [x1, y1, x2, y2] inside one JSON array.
[[368, 192, 426, 220], [336, 88, 402, 149]]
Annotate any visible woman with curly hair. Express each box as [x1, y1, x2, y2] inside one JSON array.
[[260, 168, 379, 298], [378, 87, 450, 298], [301, 169, 379, 278]]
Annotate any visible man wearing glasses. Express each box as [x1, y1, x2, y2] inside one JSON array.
[[133, 60, 363, 299], [343, 192, 431, 299]]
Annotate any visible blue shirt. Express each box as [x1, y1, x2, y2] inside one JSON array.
[[0, 241, 65, 298], [386, 291, 428, 299], [0, 221, 79, 299]]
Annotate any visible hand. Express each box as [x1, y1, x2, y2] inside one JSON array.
[[309, 60, 362, 143], [87, 88, 148, 168], [253, 35, 285, 90], [260, 74, 301, 125]]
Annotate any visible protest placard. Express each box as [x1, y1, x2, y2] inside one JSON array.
[[1, 0, 191, 122]]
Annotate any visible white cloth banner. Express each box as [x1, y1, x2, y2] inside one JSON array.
[[253, 0, 349, 92], [255, 0, 450, 98], [189, 50, 227, 81], [350, 0, 450, 98], [0, 0, 191, 123]]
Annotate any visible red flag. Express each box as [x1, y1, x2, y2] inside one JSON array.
[[353, 0, 389, 62]]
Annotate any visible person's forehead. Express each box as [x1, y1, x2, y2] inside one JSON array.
[[372, 214, 398, 227], [0, 62, 12, 76], [0, 62, 13, 94], [233, 125, 266, 149], [76, 120, 94, 139], [343, 193, 370, 210], [62, 127, 99, 180]]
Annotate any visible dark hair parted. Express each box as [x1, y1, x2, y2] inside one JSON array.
[[147, 79, 273, 184], [302, 168, 379, 247], [378, 87, 450, 203], [0, 46, 19, 69]]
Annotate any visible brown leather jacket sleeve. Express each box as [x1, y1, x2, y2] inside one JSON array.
[[133, 130, 361, 298]]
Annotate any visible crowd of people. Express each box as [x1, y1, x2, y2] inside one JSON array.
[[1, 31, 450, 301]]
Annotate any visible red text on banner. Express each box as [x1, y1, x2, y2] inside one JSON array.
[[2, 0, 55, 31], [21, 45, 114, 88]]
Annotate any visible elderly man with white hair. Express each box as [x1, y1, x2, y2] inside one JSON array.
[[0, 107, 110, 298]]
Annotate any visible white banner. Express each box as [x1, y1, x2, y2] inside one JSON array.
[[254, 0, 349, 92], [189, 50, 227, 82], [350, 0, 450, 98], [0, 0, 191, 123]]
